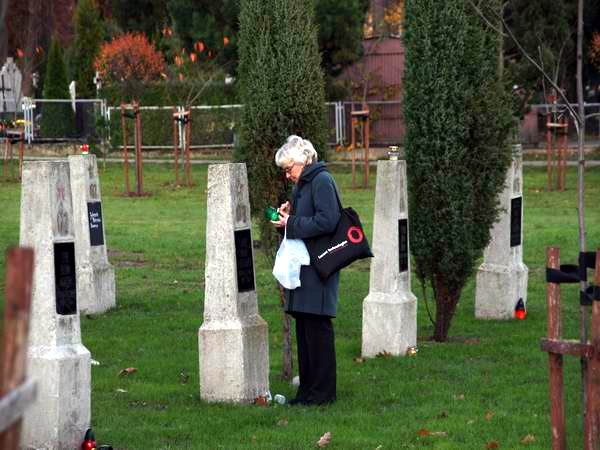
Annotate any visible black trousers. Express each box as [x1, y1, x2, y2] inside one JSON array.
[[293, 312, 336, 404]]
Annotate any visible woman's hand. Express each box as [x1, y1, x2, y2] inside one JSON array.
[[279, 201, 290, 215], [271, 201, 290, 228], [271, 209, 289, 228]]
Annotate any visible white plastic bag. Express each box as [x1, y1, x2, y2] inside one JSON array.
[[272, 229, 310, 289]]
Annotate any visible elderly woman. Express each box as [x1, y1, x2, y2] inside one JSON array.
[[271, 135, 341, 406]]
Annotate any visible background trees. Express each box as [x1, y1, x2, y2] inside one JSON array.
[[71, 0, 104, 98], [403, 0, 513, 341], [39, 36, 75, 138]]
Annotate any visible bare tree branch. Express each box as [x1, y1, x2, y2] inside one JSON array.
[[466, 0, 582, 126], [468, 0, 507, 37]]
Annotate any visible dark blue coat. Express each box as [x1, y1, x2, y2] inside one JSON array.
[[284, 162, 341, 317]]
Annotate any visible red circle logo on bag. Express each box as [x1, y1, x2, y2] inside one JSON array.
[[347, 226, 364, 244]]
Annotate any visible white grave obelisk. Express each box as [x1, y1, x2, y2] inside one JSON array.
[[199, 163, 269, 402], [69, 154, 116, 314], [475, 145, 529, 319], [362, 160, 417, 357], [20, 161, 91, 449]]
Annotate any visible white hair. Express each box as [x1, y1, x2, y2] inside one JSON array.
[[275, 135, 318, 168]]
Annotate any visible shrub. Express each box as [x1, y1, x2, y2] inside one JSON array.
[[403, 0, 513, 341], [95, 32, 167, 97]]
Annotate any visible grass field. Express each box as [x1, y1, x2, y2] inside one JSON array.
[[1, 162, 599, 449]]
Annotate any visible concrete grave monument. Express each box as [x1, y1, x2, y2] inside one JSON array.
[[475, 145, 529, 319], [19, 161, 91, 449], [198, 163, 269, 402], [362, 160, 417, 357], [0, 58, 22, 113], [69, 154, 116, 314]]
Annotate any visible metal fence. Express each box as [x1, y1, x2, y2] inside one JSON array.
[[520, 103, 600, 146], [22, 98, 107, 144]]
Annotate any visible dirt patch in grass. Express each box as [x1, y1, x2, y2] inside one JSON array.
[[108, 249, 147, 267]]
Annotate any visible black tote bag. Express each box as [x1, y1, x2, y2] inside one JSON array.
[[305, 188, 373, 280]]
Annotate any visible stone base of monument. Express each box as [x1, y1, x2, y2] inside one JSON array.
[[475, 262, 528, 319], [22, 344, 91, 450], [78, 262, 116, 314], [198, 316, 269, 403], [362, 291, 417, 358]]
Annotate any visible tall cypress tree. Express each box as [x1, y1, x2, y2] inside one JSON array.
[[236, 0, 327, 255], [40, 35, 75, 138], [71, 0, 104, 99], [403, 0, 513, 341]]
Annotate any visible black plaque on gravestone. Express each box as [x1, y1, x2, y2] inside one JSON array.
[[399, 218, 409, 272], [87, 201, 105, 246], [510, 197, 522, 247], [54, 242, 77, 315], [234, 228, 255, 292]]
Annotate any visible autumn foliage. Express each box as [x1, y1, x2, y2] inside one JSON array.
[[591, 32, 600, 71], [95, 33, 167, 85]]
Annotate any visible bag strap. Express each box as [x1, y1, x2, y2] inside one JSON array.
[[309, 169, 343, 211]]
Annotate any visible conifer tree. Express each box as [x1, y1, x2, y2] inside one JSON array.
[[71, 0, 104, 99], [403, 0, 513, 341], [40, 36, 75, 138], [236, 0, 327, 255]]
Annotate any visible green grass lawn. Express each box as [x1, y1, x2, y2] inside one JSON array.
[[1, 163, 599, 449]]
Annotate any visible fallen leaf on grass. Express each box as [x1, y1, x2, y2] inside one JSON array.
[[353, 357, 365, 364], [453, 393, 465, 401], [437, 411, 449, 419], [417, 429, 447, 437], [118, 367, 138, 376], [276, 418, 289, 427], [376, 351, 392, 359], [485, 441, 499, 449], [179, 371, 189, 384], [485, 410, 494, 421], [115, 388, 127, 393], [316, 431, 332, 448], [254, 396, 268, 406], [520, 434, 535, 444]]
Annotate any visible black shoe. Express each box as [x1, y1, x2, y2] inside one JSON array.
[[305, 396, 336, 406], [288, 397, 308, 406]]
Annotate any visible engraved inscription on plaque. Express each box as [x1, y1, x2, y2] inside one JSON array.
[[399, 218, 409, 273], [54, 242, 77, 315], [510, 197, 522, 248], [87, 202, 105, 246], [234, 228, 255, 292]]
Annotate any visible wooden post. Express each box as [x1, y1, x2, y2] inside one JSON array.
[[3, 138, 10, 180], [363, 112, 370, 188], [546, 112, 554, 192], [134, 101, 143, 196], [0, 247, 34, 449], [351, 116, 356, 189], [172, 107, 180, 186], [18, 131, 24, 181], [546, 247, 566, 450], [584, 249, 600, 450], [185, 109, 191, 187], [120, 103, 130, 195], [558, 119, 567, 192]]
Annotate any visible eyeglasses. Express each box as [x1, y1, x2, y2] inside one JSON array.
[[284, 164, 296, 175]]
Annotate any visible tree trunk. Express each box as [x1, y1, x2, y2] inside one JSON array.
[[576, 0, 589, 430], [433, 274, 462, 342], [279, 284, 293, 380]]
